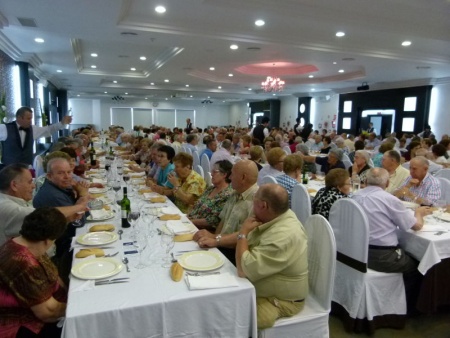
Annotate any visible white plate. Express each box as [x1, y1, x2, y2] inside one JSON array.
[[435, 212, 450, 222], [86, 211, 115, 221], [401, 201, 419, 210], [71, 258, 123, 280], [89, 187, 108, 194], [178, 251, 224, 272], [161, 206, 182, 215], [76, 231, 119, 246]]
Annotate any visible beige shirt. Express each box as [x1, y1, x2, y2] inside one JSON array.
[[220, 184, 258, 235], [386, 165, 410, 194], [0, 193, 35, 246], [344, 139, 355, 152], [242, 209, 309, 301]]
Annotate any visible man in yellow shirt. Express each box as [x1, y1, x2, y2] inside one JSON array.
[[382, 150, 410, 194]]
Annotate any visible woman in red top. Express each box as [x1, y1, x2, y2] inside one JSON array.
[[0, 208, 68, 338]]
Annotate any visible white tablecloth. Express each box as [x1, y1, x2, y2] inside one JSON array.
[[63, 195, 257, 338], [398, 215, 450, 274]]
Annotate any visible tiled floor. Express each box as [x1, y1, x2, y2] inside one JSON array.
[[329, 312, 450, 338]]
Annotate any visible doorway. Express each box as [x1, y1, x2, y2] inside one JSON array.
[[360, 109, 395, 138]]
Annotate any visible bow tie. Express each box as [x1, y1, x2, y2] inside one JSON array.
[[19, 127, 30, 131]]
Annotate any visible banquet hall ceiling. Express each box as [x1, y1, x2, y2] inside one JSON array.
[[0, 0, 449, 104]]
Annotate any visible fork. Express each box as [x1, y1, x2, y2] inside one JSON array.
[[186, 271, 221, 277], [104, 252, 119, 257]]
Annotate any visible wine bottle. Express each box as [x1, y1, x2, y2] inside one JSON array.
[[109, 146, 114, 156], [89, 142, 97, 166], [302, 166, 308, 185], [121, 187, 131, 228]]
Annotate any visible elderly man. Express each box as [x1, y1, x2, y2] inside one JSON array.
[[393, 156, 441, 205], [0, 163, 87, 246], [0, 107, 72, 169], [200, 136, 217, 160], [352, 168, 431, 311], [301, 148, 345, 174], [210, 139, 234, 170], [310, 135, 323, 152], [185, 133, 198, 153], [236, 184, 308, 329], [382, 150, 410, 194], [365, 132, 381, 150], [194, 160, 259, 264]]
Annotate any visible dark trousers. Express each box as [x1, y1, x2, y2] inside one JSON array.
[[16, 324, 61, 338], [368, 246, 423, 314]]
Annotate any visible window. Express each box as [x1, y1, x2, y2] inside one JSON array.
[[343, 101, 352, 113], [404, 97, 417, 111], [342, 117, 351, 130], [299, 103, 306, 113], [402, 118, 415, 132]]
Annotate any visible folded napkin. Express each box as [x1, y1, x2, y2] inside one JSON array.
[[185, 272, 239, 290], [89, 187, 106, 194], [90, 209, 111, 220], [130, 172, 146, 177], [166, 220, 193, 234], [71, 279, 95, 292], [92, 178, 106, 184], [161, 206, 181, 215]]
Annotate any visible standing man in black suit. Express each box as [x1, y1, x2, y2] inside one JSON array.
[[185, 118, 193, 134], [366, 122, 376, 134], [248, 116, 270, 145]]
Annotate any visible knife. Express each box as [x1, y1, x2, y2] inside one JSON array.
[[95, 277, 130, 284], [95, 280, 130, 285]]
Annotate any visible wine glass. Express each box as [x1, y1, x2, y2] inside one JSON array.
[[160, 229, 175, 268], [134, 223, 149, 269], [112, 180, 121, 201], [128, 211, 141, 244], [433, 200, 446, 221]]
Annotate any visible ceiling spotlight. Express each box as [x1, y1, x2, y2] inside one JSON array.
[[311, 88, 316, 91], [130, 67, 136, 71], [255, 19, 265, 26], [402, 41, 412, 47], [56, 69, 62, 73], [218, 86, 222, 89], [357, 82, 370, 91], [230, 44, 239, 50], [113, 80, 118, 83], [248, 88, 252, 91], [228, 73, 233, 77], [336, 31, 345, 37], [91, 53, 98, 57], [209, 67, 215, 71], [185, 84, 189, 87], [125, 92, 128, 95], [104, 91, 108, 94], [190, 95, 193, 98], [34, 38, 44, 43], [308, 75, 314, 78], [77, 94, 80, 97], [140, 56, 147, 60], [333, 62, 337, 65], [338, 69, 344, 73], [164, 79, 169, 82], [155, 5, 166, 13], [145, 97, 148, 100], [150, 82, 155, 85], [91, 65, 97, 69], [165, 98, 168, 100]]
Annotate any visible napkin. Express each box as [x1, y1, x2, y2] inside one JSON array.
[[144, 192, 159, 200], [89, 187, 106, 194], [71, 280, 95, 292], [166, 221, 193, 234], [130, 172, 146, 177], [161, 206, 181, 215], [185, 272, 239, 290], [92, 178, 106, 184], [90, 209, 111, 220]]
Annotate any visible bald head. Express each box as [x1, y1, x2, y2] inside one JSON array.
[[256, 184, 289, 219], [231, 160, 258, 193], [410, 156, 429, 181], [366, 168, 390, 188]]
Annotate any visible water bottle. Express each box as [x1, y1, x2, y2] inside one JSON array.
[[352, 175, 361, 192]]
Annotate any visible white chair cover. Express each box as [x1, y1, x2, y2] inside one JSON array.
[[201, 154, 212, 187], [291, 184, 311, 226], [283, 146, 291, 155], [33, 154, 45, 178], [260, 175, 277, 185], [368, 158, 374, 168], [435, 168, 450, 180], [192, 151, 200, 169], [195, 164, 204, 179], [343, 159, 352, 170], [172, 144, 181, 155], [436, 177, 450, 204], [328, 199, 406, 323], [259, 215, 336, 338]]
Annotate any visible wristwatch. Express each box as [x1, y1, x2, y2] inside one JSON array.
[[237, 233, 247, 240], [215, 234, 222, 243]]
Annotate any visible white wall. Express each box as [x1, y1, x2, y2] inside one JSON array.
[[429, 83, 450, 140], [311, 95, 339, 132], [279, 96, 298, 129], [229, 102, 249, 127]]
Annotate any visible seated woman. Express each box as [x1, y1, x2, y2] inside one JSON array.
[[0, 208, 68, 338], [249, 146, 264, 171], [349, 150, 371, 182], [431, 144, 448, 164], [301, 148, 345, 174], [320, 136, 332, 154], [188, 160, 234, 230], [148, 145, 176, 193], [239, 135, 252, 155], [127, 138, 152, 166], [372, 142, 394, 168], [295, 144, 316, 174], [257, 147, 286, 185], [312, 168, 351, 219], [167, 153, 206, 213]]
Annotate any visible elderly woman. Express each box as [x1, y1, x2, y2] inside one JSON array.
[[249, 146, 264, 171], [301, 148, 345, 174], [167, 153, 206, 213], [275, 154, 303, 207], [349, 150, 371, 182], [320, 136, 332, 154], [128, 138, 152, 165], [0, 208, 68, 338], [372, 142, 394, 167], [296, 144, 316, 174], [188, 160, 234, 230], [312, 168, 351, 219], [148, 145, 176, 193], [257, 147, 286, 185]]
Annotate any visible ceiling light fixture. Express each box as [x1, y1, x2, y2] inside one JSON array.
[[113, 80, 118, 83], [209, 67, 215, 71], [255, 19, 265, 26], [34, 38, 44, 43], [164, 79, 169, 82], [185, 84, 189, 87], [228, 73, 233, 77], [336, 31, 345, 37], [56, 70, 62, 73], [130, 67, 136, 71], [261, 76, 285, 92], [230, 44, 238, 50], [218, 86, 222, 89], [150, 82, 155, 85], [91, 53, 98, 57], [140, 56, 147, 60], [402, 41, 412, 47], [104, 91, 108, 94], [308, 75, 314, 78], [125, 92, 128, 95], [338, 69, 344, 73], [155, 6, 166, 13], [91, 65, 97, 68]]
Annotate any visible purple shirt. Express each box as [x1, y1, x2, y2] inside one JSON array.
[[352, 186, 416, 246]]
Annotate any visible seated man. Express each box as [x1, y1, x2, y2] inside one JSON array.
[[193, 160, 258, 264], [0, 163, 87, 246], [381, 150, 410, 194], [393, 156, 441, 205], [352, 168, 431, 311], [236, 184, 308, 329]]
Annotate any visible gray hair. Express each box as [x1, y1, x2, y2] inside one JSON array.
[[329, 148, 344, 161], [46, 157, 70, 174], [366, 168, 390, 188], [296, 143, 309, 155], [221, 139, 232, 151], [355, 150, 370, 163], [0, 163, 29, 192], [411, 156, 429, 168]]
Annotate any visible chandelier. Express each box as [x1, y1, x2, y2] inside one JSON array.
[[261, 76, 285, 92]]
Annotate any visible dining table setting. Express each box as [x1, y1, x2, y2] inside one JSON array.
[[61, 153, 257, 338]]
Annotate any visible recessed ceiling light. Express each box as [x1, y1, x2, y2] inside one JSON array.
[[185, 84, 189, 87], [145, 97, 148, 100], [125, 92, 128, 95], [104, 91, 108, 94], [190, 95, 193, 98], [209, 67, 215, 71], [130, 67, 136, 71], [113, 80, 118, 83], [56, 69, 62, 73], [248, 88, 252, 90], [230, 44, 238, 50], [228, 73, 233, 77], [311, 88, 316, 91], [402, 41, 412, 47], [34, 38, 44, 43], [223, 101, 226, 103], [140, 56, 147, 61], [164, 79, 169, 82], [155, 6, 166, 13], [165, 98, 168, 100], [272, 94, 276, 96], [333, 62, 337, 65], [218, 86, 222, 89], [336, 31, 345, 37], [77, 94, 80, 97], [150, 82, 155, 85], [308, 75, 314, 78], [255, 19, 265, 27], [91, 65, 97, 69], [338, 69, 344, 73], [91, 53, 98, 57]]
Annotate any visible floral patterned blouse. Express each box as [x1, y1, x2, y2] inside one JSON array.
[[188, 185, 234, 228], [174, 170, 206, 214]]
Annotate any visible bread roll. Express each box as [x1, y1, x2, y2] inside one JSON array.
[[89, 224, 115, 232], [75, 248, 105, 258], [150, 196, 166, 203], [170, 262, 184, 282], [159, 214, 181, 221], [90, 193, 104, 198], [307, 188, 317, 194], [139, 188, 152, 194], [103, 205, 111, 211], [174, 233, 194, 242]]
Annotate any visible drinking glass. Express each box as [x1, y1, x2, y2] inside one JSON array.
[[112, 180, 121, 201], [433, 200, 446, 220], [160, 230, 175, 268], [128, 211, 141, 243], [134, 223, 149, 269]]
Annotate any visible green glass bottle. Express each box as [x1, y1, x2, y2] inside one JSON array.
[[302, 166, 308, 185], [89, 142, 97, 166], [121, 187, 131, 228], [109, 146, 114, 156]]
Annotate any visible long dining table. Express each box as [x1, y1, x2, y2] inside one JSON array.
[[61, 167, 257, 338]]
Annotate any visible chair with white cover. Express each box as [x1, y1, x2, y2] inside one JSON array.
[[343, 159, 352, 170], [200, 153, 212, 187], [368, 158, 374, 168], [328, 199, 406, 334], [291, 184, 312, 226], [195, 164, 204, 180], [260, 175, 278, 185], [259, 214, 336, 338], [436, 177, 450, 204], [172, 144, 181, 155], [283, 146, 292, 155], [33, 154, 45, 178], [192, 151, 200, 169], [435, 168, 450, 180]]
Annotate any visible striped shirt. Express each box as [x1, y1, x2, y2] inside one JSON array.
[[400, 173, 441, 205]]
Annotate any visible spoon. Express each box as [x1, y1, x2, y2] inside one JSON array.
[[122, 257, 130, 272], [118, 230, 123, 240], [171, 252, 177, 263]]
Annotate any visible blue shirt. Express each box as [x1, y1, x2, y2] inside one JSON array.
[[200, 148, 213, 160], [158, 163, 175, 188]]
